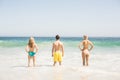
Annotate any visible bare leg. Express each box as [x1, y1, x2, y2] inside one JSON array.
[[28, 55, 30, 67], [59, 62, 61, 66], [86, 54, 89, 66], [53, 62, 56, 66], [82, 52, 85, 66], [33, 56, 35, 67]]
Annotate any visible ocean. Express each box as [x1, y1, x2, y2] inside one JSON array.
[[0, 37, 120, 47], [0, 37, 120, 80], [0, 37, 120, 55]]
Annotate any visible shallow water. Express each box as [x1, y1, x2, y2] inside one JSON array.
[[0, 37, 120, 80]]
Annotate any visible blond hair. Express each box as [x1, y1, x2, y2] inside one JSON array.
[[83, 35, 88, 40], [28, 37, 35, 48]]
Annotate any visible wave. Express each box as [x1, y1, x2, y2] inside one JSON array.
[[0, 37, 120, 48]]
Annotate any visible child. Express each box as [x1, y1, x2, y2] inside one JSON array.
[[25, 37, 38, 67]]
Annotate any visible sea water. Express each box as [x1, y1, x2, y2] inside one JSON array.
[[0, 37, 120, 80]]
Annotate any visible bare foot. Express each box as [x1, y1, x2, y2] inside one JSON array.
[[28, 65, 30, 67], [33, 64, 35, 67]]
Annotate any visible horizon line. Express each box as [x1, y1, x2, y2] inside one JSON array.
[[0, 36, 120, 38]]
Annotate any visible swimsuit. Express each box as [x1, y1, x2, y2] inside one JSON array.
[[53, 51, 62, 62], [28, 52, 36, 57], [83, 49, 89, 55]]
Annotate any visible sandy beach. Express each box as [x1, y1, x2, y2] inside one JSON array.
[[0, 46, 120, 80]]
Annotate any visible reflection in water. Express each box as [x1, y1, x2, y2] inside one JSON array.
[[53, 68, 63, 80], [80, 74, 89, 80], [52, 67, 90, 80], [54, 73, 62, 80], [80, 75, 89, 80]]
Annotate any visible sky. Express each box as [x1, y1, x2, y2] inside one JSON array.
[[0, 0, 120, 37]]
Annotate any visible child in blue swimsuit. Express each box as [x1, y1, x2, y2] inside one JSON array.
[[25, 37, 38, 67]]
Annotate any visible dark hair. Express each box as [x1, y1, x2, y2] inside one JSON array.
[[55, 35, 60, 40]]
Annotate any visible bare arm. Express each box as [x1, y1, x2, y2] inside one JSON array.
[[78, 42, 83, 51], [61, 44, 64, 57], [52, 43, 54, 57], [89, 41, 94, 51], [35, 44, 38, 53], [25, 45, 29, 53]]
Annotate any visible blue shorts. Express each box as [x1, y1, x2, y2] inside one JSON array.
[[28, 52, 36, 57]]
